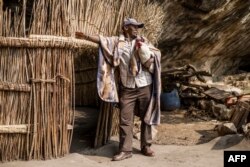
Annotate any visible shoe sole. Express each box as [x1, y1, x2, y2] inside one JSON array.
[[112, 154, 133, 161], [141, 151, 155, 157], [142, 153, 155, 157]]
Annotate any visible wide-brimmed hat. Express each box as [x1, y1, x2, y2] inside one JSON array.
[[123, 18, 144, 28]]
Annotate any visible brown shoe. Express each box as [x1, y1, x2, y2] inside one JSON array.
[[112, 151, 132, 161], [141, 146, 155, 157]]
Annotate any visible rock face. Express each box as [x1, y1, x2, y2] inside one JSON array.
[[158, 0, 250, 76]]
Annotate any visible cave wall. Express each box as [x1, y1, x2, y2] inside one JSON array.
[[158, 0, 250, 76]]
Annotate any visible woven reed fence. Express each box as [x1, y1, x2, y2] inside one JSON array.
[[0, 0, 78, 161], [0, 0, 164, 160], [0, 38, 76, 161], [74, 49, 98, 107]]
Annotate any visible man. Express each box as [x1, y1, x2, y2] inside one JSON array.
[[75, 18, 161, 161]]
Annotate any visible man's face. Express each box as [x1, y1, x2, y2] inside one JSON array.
[[124, 24, 139, 39]]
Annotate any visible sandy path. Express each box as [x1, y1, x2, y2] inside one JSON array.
[[1, 135, 249, 167]]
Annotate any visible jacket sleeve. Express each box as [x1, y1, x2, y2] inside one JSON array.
[[99, 35, 119, 67], [97, 35, 119, 102]]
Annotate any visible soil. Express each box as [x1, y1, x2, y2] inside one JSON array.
[[72, 107, 220, 148], [154, 110, 220, 145], [1, 107, 249, 167]]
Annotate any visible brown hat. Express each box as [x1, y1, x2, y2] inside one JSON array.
[[123, 18, 144, 28]]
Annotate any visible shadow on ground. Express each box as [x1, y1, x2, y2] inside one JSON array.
[[211, 134, 245, 150], [70, 107, 99, 153]]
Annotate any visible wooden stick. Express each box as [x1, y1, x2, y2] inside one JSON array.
[[0, 82, 31, 92], [0, 125, 29, 133], [0, 36, 98, 49]]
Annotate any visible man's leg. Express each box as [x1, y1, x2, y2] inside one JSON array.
[[113, 87, 136, 161], [137, 85, 155, 156], [140, 119, 152, 149]]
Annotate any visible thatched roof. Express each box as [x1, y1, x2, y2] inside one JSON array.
[[1, 0, 164, 44]]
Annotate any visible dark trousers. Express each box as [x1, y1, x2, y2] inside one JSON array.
[[119, 84, 152, 152]]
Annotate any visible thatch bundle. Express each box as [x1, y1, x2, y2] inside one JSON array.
[[67, 0, 164, 44], [0, 0, 164, 161], [1, 0, 164, 39]]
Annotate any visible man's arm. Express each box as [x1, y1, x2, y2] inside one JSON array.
[[75, 31, 100, 44]]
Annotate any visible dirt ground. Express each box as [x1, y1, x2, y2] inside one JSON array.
[[1, 108, 249, 167], [154, 110, 219, 145], [2, 134, 249, 167], [71, 107, 220, 148]]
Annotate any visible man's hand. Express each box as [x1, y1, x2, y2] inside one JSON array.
[[144, 56, 154, 68], [75, 31, 85, 39], [144, 56, 155, 73], [75, 32, 100, 44]]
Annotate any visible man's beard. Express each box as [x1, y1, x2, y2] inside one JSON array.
[[131, 34, 137, 39]]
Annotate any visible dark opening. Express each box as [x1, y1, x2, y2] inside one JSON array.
[[70, 106, 99, 153], [239, 65, 250, 72], [237, 56, 250, 73], [3, 0, 20, 11], [70, 53, 100, 153], [2, 0, 35, 35]]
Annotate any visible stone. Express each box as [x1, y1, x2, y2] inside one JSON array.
[[215, 123, 237, 136]]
